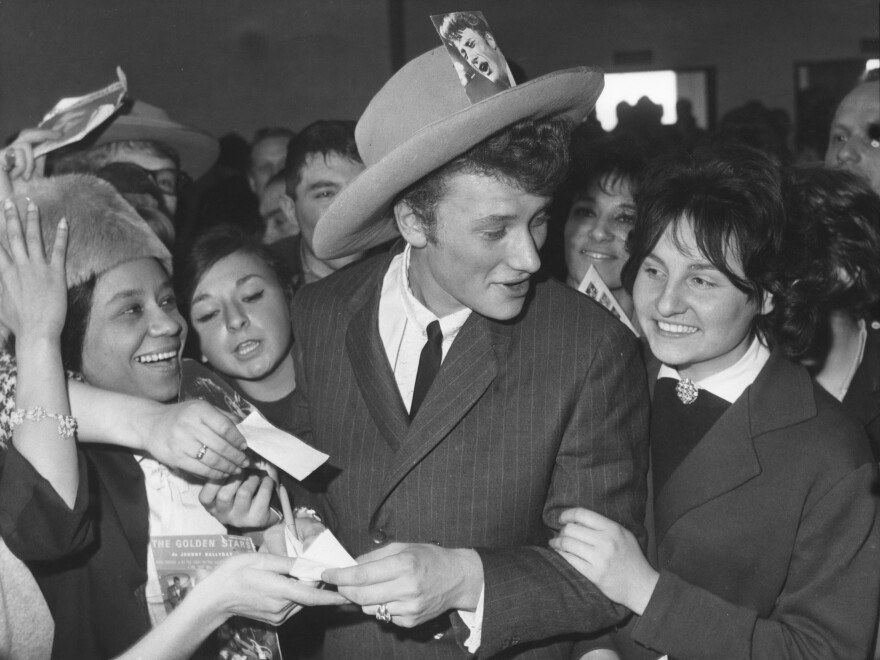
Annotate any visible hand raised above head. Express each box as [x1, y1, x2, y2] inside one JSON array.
[[321, 542, 483, 629], [0, 129, 61, 200], [0, 197, 67, 342]]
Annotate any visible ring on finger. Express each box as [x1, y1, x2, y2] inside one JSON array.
[[376, 603, 392, 624], [195, 443, 209, 461], [2, 149, 14, 173]]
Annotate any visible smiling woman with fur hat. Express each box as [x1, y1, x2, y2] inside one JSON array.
[[0, 175, 343, 659]]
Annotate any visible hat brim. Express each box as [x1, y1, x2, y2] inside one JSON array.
[[313, 66, 603, 260], [92, 115, 219, 180]]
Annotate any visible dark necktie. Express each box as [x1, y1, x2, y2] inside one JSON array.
[[410, 320, 443, 420]]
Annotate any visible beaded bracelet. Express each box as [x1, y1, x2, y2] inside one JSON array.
[[10, 406, 78, 439]]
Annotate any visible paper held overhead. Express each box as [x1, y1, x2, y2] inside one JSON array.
[[34, 67, 128, 158]]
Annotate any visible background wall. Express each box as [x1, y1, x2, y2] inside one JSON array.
[[0, 0, 876, 143], [0, 0, 392, 141]]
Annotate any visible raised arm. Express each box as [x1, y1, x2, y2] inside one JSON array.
[[1, 197, 77, 505]]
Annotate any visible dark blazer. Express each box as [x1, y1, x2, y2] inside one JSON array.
[[843, 320, 880, 462], [616, 351, 880, 660], [0, 445, 150, 660], [290, 252, 650, 659]]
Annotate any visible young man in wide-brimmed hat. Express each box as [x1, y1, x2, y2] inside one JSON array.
[[290, 44, 650, 659]]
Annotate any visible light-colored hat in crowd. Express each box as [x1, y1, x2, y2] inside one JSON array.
[[7, 174, 171, 288], [312, 46, 604, 259], [88, 100, 219, 179]]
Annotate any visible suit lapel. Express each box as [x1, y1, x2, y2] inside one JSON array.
[[345, 263, 410, 451], [375, 313, 508, 507], [655, 351, 815, 545]]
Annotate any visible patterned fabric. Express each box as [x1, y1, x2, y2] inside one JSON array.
[[0, 350, 83, 450], [0, 350, 17, 450]]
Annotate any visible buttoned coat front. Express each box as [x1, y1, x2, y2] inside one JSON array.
[[290, 252, 650, 659]]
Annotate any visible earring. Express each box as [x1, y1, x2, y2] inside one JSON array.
[[200, 355, 208, 363]]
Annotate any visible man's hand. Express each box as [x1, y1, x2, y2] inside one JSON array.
[[143, 399, 251, 479], [199, 472, 275, 528], [321, 542, 483, 628], [550, 508, 659, 615]]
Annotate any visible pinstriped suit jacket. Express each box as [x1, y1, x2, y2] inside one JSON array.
[[290, 251, 650, 659]]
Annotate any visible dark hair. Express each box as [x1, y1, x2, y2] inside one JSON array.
[[569, 129, 652, 199], [621, 144, 819, 358], [438, 11, 491, 44], [175, 225, 293, 355], [784, 165, 880, 317], [398, 117, 572, 240], [60, 276, 99, 373], [283, 121, 360, 199]]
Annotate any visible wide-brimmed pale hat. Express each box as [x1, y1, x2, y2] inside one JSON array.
[[313, 46, 604, 259], [82, 99, 219, 179]]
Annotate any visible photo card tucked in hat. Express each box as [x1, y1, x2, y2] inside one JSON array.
[[432, 11, 516, 102]]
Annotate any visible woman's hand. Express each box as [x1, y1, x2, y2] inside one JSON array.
[[550, 508, 659, 615], [0, 129, 61, 200], [141, 399, 251, 479], [199, 471, 276, 528], [0, 198, 67, 341], [191, 552, 348, 627]]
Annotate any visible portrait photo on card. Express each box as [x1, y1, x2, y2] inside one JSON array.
[[431, 11, 515, 101]]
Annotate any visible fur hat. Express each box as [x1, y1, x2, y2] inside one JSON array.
[[312, 46, 604, 259], [7, 174, 171, 288]]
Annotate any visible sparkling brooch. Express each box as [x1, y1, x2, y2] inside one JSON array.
[[675, 378, 699, 405]]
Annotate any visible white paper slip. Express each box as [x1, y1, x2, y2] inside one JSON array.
[[236, 410, 328, 480], [286, 528, 358, 581]]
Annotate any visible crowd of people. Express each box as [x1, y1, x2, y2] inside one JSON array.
[[0, 13, 879, 659]]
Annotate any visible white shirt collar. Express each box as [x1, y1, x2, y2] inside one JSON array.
[[398, 243, 471, 339], [657, 336, 771, 404]]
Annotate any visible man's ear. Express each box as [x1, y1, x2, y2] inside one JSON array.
[[485, 32, 497, 50], [760, 290, 775, 315], [280, 193, 297, 225], [394, 199, 429, 249]]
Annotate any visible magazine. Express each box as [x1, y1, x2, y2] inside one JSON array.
[[33, 67, 128, 158], [576, 265, 640, 336], [152, 534, 283, 660]]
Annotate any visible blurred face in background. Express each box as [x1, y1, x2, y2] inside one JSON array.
[[249, 135, 291, 197], [109, 145, 181, 216], [825, 81, 880, 195], [260, 177, 299, 244], [564, 175, 635, 292]]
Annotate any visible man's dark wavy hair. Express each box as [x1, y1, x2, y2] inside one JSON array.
[[397, 117, 572, 241]]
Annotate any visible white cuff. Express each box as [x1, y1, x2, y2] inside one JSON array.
[[457, 583, 485, 653]]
